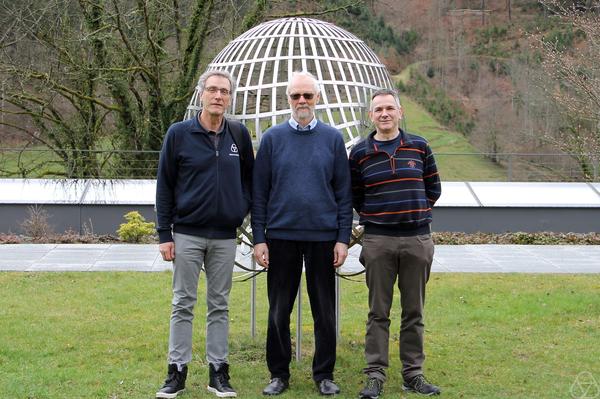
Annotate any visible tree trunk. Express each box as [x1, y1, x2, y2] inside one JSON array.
[[481, 0, 485, 25]]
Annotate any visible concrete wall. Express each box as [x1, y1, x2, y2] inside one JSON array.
[[0, 204, 157, 236], [432, 207, 600, 233], [3, 203, 599, 235], [1, 179, 599, 235]]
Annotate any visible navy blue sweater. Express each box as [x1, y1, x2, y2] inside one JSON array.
[[156, 115, 254, 243], [349, 129, 441, 236], [251, 120, 353, 244]]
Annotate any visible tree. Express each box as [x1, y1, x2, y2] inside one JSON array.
[[0, 0, 375, 178], [0, 0, 222, 177], [533, 0, 600, 179]]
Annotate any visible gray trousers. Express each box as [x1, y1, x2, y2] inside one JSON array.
[[168, 232, 236, 368], [360, 233, 434, 382]]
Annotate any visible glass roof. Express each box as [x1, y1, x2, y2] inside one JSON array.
[[1, 179, 599, 208], [436, 182, 479, 207], [469, 182, 600, 207], [81, 180, 156, 205], [0, 179, 86, 204]]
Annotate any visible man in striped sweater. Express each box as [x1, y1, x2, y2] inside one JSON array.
[[349, 89, 442, 397]]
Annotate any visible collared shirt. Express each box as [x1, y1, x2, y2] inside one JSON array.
[[288, 117, 318, 131], [198, 111, 225, 149]]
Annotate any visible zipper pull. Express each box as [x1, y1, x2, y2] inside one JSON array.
[[216, 150, 219, 157]]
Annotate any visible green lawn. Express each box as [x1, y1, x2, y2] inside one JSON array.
[[0, 147, 65, 178], [1, 272, 598, 398]]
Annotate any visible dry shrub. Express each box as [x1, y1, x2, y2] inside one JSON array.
[[20, 205, 53, 241], [432, 231, 600, 245], [0, 234, 23, 244]]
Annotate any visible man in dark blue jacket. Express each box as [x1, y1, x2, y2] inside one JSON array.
[[252, 71, 353, 396], [349, 89, 441, 398], [155, 70, 254, 399]]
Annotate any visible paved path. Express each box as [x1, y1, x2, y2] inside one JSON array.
[[0, 244, 599, 273]]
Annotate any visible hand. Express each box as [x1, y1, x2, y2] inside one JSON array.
[[333, 242, 348, 268], [159, 242, 175, 262], [254, 243, 269, 269]]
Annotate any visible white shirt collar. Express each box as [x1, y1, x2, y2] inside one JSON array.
[[288, 117, 318, 131]]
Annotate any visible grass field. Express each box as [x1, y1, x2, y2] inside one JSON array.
[[400, 96, 507, 181], [393, 66, 508, 181], [1, 272, 598, 398], [0, 147, 65, 178]]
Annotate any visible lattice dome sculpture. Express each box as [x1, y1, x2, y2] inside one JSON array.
[[185, 17, 395, 144]]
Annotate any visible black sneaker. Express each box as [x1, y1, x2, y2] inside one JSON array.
[[207, 363, 237, 397], [402, 375, 441, 396], [156, 364, 187, 398], [359, 377, 383, 399]]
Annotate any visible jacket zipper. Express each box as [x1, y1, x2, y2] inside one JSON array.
[[214, 136, 220, 220], [374, 143, 398, 177]]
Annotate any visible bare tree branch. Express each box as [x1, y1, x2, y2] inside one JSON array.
[[269, 0, 363, 18]]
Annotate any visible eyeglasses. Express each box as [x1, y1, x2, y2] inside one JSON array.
[[289, 92, 315, 100], [205, 86, 231, 96]]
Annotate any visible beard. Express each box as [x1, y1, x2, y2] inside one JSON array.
[[293, 106, 314, 121]]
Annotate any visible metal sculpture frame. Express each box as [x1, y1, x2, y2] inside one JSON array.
[[185, 17, 395, 143]]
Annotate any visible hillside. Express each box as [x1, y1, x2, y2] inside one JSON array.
[[373, 0, 599, 181], [1, 0, 597, 181], [401, 96, 507, 181]]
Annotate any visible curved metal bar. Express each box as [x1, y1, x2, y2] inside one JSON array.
[[233, 270, 265, 282], [184, 17, 394, 141]]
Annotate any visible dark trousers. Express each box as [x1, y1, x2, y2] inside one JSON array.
[[265, 238, 337, 382], [360, 234, 434, 382]]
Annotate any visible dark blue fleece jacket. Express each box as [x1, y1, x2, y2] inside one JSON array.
[[155, 115, 254, 243], [251, 120, 353, 244]]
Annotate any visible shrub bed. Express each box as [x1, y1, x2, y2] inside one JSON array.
[[1, 231, 599, 245]]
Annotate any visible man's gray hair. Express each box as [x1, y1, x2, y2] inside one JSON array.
[[197, 69, 237, 94], [286, 71, 320, 95], [370, 88, 401, 110]]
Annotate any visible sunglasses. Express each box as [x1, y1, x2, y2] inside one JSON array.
[[289, 92, 315, 100]]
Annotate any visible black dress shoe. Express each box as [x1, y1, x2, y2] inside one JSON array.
[[316, 379, 340, 395], [263, 378, 289, 396]]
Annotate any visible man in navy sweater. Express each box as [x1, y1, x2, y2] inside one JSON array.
[[349, 89, 442, 398], [252, 71, 353, 396], [155, 70, 254, 399]]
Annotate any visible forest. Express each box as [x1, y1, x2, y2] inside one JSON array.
[[0, 0, 598, 180]]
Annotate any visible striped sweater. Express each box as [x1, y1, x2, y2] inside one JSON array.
[[349, 129, 441, 236]]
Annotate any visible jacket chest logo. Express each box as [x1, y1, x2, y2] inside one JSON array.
[[229, 143, 239, 157], [407, 160, 417, 168]]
